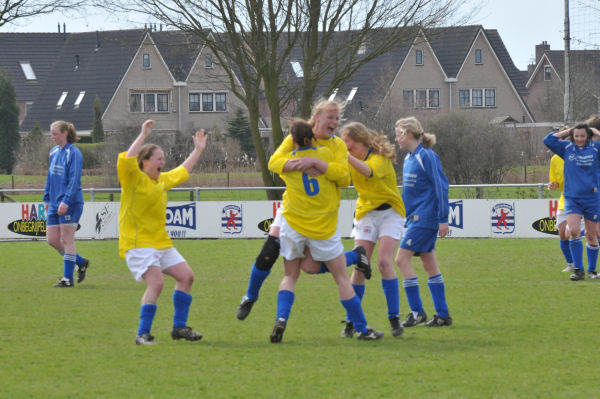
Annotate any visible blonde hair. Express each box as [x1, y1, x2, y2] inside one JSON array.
[[395, 116, 436, 148], [50, 120, 78, 143], [340, 122, 396, 161], [137, 143, 162, 170], [308, 99, 344, 128]]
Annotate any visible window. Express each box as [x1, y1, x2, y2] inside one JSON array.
[[20, 62, 36, 80], [74, 91, 85, 109], [347, 87, 358, 101], [415, 49, 423, 65], [205, 54, 213, 68], [130, 93, 142, 112], [459, 88, 496, 108], [291, 61, 303, 78], [475, 49, 482, 64], [56, 92, 68, 109], [328, 88, 339, 101], [459, 90, 470, 107], [544, 66, 552, 81], [215, 93, 227, 111], [403, 89, 440, 109], [129, 91, 170, 113], [143, 53, 151, 69], [472, 89, 483, 107], [357, 43, 367, 55], [189, 93, 201, 112], [202, 93, 213, 111], [485, 88, 496, 107]]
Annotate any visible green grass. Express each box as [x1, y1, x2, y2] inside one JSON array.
[[1, 238, 596, 398]]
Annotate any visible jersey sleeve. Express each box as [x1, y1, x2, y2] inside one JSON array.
[[268, 135, 295, 174], [324, 138, 351, 187], [543, 132, 566, 158], [62, 148, 83, 207], [424, 150, 449, 224], [117, 152, 142, 188], [160, 165, 190, 190]]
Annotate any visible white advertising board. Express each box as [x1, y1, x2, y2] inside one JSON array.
[[0, 199, 560, 240]]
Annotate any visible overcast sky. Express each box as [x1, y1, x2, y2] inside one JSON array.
[[3, 0, 596, 71]]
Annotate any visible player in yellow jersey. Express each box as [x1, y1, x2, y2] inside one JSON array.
[[340, 122, 407, 338], [236, 100, 371, 320], [268, 119, 383, 343], [118, 119, 207, 345]]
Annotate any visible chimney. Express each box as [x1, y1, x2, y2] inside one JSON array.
[[95, 31, 101, 52], [58, 23, 60, 33], [535, 41, 550, 64], [63, 23, 67, 40], [75, 54, 80, 70], [527, 63, 535, 76]]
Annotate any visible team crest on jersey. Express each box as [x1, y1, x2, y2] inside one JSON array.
[[491, 202, 515, 234], [222, 205, 242, 234]]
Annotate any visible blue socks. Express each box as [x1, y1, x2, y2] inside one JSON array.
[[341, 296, 368, 333], [587, 244, 599, 273], [246, 264, 271, 300], [173, 290, 192, 328], [138, 303, 157, 335], [381, 278, 400, 319], [345, 284, 366, 321], [569, 238, 584, 271], [317, 250, 358, 274], [559, 240, 573, 264], [403, 277, 424, 314], [427, 274, 449, 318], [276, 290, 295, 321], [63, 253, 76, 280]]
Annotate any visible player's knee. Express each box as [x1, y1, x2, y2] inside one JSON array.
[[255, 235, 280, 271]]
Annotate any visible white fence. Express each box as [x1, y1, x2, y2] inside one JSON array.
[[0, 196, 560, 240]]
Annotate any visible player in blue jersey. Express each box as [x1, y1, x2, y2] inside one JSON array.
[[268, 118, 383, 342], [339, 122, 406, 338], [394, 117, 452, 327], [44, 121, 90, 288], [235, 100, 371, 321], [544, 124, 600, 280]]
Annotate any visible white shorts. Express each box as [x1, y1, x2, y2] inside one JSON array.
[[125, 247, 186, 282], [556, 209, 585, 231], [271, 206, 284, 229], [279, 216, 344, 262], [352, 207, 405, 242]]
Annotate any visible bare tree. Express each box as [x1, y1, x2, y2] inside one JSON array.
[[0, 0, 87, 28]]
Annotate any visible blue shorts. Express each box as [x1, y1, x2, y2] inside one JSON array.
[[46, 203, 84, 226], [564, 197, 600, 222], [400, 225, 438, 254]]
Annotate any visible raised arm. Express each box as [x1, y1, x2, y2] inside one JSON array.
[[126, 119, 154, 158], [347, 154, 372, 177], [182, 129, 208, 173]]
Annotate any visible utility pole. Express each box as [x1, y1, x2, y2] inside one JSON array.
[[564, 0, 573, 124]]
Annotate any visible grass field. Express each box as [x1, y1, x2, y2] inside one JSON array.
[[1, 238, 597, 398]]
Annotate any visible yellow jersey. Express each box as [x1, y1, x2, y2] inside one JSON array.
[[117, 152, 189, 257], [276, 146, 343, 239], [549, 154, 565, 211], [351, 151, 406, 220]]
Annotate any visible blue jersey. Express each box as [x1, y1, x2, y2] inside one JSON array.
[[402, 143, 449, 229], [543, 132, 600, 200], [43, 143, 84, 213]]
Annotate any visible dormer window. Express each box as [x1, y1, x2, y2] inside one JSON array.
[[56, 92, 68, 109], [74, 91, 85, 109], [291, 61, 303, 78], [328, 88, 339, 101], [143, 53, 151, 69], [544, 66, 552, 81], [20, 62, 36, 80], [357, 43, 367, 55], [205, 54, 213, 68], [475, 49, 482, 64], [415, 50, 423, 65]]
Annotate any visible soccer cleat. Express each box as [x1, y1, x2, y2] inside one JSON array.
[[570, 268, 585, 281], [402, 311, 427, 327], [562, 264, 576, 273], [77, 258, 90, 283], [589, 271, 600, 279], [356, 328, 384, 341], [340, 320, 354, 338], [270, 317, 287, 343], [54, 277, 74, 288], [135, 333, 157, 345], [353, 246, 372, 280], [425, 314, 453, 327], [236, 296, 256, 320], [389, 316, 404, 337], [171, 326, 203, 341]]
